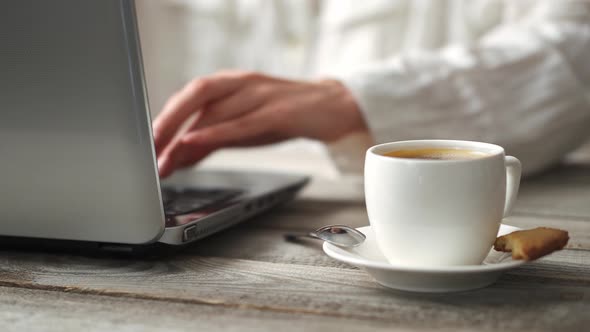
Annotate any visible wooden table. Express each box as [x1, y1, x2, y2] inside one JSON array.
[[1, 147, 589, 331]]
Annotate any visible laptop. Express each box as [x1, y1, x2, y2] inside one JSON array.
[[0, 0, 308, 251]]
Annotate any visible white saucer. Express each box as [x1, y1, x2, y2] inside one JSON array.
[[323, 224, 525, 293]]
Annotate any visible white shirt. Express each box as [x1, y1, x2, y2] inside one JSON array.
[[137, 0, 590, 176]]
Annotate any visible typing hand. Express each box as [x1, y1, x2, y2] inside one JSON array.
[[153, 71, 365, 178]]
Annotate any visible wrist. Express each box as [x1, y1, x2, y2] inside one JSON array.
[[316, 78, 368, 139]]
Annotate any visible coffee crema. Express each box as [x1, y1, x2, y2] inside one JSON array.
[[383, 148, 489, 160]]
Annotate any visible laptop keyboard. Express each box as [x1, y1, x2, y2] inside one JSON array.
[[161, 187, 243, 216]]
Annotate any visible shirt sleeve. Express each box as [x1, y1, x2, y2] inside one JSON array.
[[331, 0, 590, 176]]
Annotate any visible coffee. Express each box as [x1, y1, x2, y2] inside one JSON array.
[[384, 148, 488, 160]]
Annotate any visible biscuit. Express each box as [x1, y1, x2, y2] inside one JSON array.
[[493, 227, 569, 260]]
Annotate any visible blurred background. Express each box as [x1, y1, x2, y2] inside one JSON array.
[[135, 0, 590, 179], [136, 0, 340, 177]]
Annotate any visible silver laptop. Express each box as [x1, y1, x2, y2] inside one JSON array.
[[0, 0, 308, 250]]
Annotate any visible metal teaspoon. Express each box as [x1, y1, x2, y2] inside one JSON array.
[[284, 225, 366, 247]]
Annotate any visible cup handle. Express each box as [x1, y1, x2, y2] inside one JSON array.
[[503, 156, 522, 217]]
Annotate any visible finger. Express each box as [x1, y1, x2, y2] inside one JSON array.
[[191, 78, 289, 131], [159, 143, 212, 177], [183, 110, 285, 150], [157, 154, 173, 178], [158, 145, 211, 178], [162, 111, 285, 175], [191, 85, 269, 130], [152, 72, 246, 154], [157, 111, 205, 178]]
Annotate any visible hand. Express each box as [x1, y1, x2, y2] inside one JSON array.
[[153, 70, 367, 178]]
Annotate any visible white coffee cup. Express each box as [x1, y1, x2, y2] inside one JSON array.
[[364, 140, 521, 267]]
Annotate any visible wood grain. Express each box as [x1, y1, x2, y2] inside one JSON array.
[[185, 226, 348, 268], [514, 167, 590, 219], [0, 286, 412, 332], [0, 248, 588, 331]]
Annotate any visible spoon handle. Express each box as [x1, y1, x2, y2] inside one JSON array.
[[283, 232, 318, 242]]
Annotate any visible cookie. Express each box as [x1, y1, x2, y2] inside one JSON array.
[[494, 227, 569, 260]]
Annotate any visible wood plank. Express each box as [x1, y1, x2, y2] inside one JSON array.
[[174, 198, 368, 269], [241, 200, 590, 250], [250, 198, 369, 230], [0, 286, 411, 332], [0, 249, 588, 331], [484, 161, 590, 219], [566, 141, 590, 163], [4, 216, 574, 277], [513, 165, 590, 219], [184, 225, 352, 268], [185, 220, 590, 267]]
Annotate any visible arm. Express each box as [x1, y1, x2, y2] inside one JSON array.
[[337, 0, 590, 175]]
